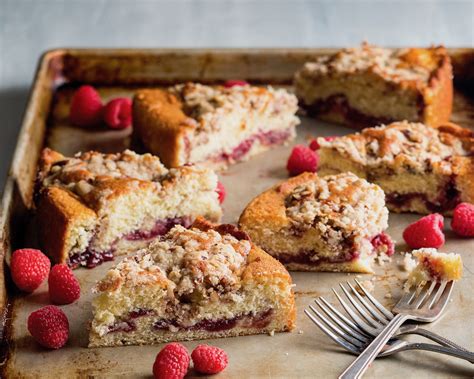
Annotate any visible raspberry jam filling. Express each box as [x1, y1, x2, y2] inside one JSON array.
[[124, 217, 192, 241], [386, 178, 460, 212], [273, 232, 393, 265], [68, 249, 114, 270], [107, 309, 274, 334], [217, 129, 293, 163], [304, 94, 395, 129], [68, 217, 192, 269]]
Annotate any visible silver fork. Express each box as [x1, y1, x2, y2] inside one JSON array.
[[305, 284, 474, 362], [335, 278, 468, 350], [339, 280, 456, 378]]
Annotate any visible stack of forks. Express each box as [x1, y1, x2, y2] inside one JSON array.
[[305, 279, 474, 378]]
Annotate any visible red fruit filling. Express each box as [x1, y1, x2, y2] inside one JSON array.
[[106, 309, 273, 334], [68, 217, 192, 269], [223, 80, 249, 87], [303, 94, 394, 129]]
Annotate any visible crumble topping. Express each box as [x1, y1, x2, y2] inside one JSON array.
[[318, 122, 472, 173], [297, 44, 442, 84], [42, 149, 168, 197], [169, 83, 298, 132], [285, 173, 388, 245], [96, 225, 251, 301]]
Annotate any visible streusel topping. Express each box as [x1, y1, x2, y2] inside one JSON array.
[[97, 225, 251, 301], [41, 150, 168, 197], [297, 44, 442, 84], [285, 173, 388, 245], [170, 83, 298, 132], [318, 122, 472, 173]]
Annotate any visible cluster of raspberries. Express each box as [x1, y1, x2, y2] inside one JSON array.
[[153, 342, 228, 379], [10, 248, 81, 349]]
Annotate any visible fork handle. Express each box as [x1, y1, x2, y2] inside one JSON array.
[[397, 343, 474, 363], [339, 313, 409, 379], [403, 327, 470, 351]]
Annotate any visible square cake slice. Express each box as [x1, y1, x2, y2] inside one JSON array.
[[238, 172, 393, 273], [294, 44, 452, 129], [36, 148, 222, 268], [317, 121, 474, 215], [89, 219, 296, 347], [132, 82, 299, 168], [405, 248, 462, 289]]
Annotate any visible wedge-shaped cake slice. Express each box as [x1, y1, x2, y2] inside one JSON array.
[[89, 219, 296, 347], [405, 248, 462, 290], [317, 121, 474, 215], [239, 172, 392, 273], [132, 82, 299, 168], [36, 149, 222, 268], [294, 44, 452, 129]]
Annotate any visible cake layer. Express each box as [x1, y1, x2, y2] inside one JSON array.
[[89, 219, 296, 347], [132, 83, 299, 168], [317, 121, 474, 214], [239, 172, 391, 273], [294, 44, 452, 129], [36, 149, 222, 267]]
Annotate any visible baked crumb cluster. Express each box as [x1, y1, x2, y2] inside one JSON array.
[[97, 225, 251, 301], [169, 83, 298, 132], [41, 150, 168, 198], [285, 173, 388, 244], [297, 44, 439, 85], [318, 122, 471, 173]]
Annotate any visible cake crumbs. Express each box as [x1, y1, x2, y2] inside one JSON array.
[[298, 330, 304, 335], [268, 330, 275, 337], [400, 252, 416, 272]]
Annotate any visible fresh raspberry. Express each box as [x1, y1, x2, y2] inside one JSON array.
[[153, 343, 190, 379], [48, 264, 81, 305], [286, 144, 319, 176], [27, 305, 69, 349], [451, 202, 474, 237], [403, 213, 445, 249], [309, 136, 337, 151], [223, 80, 248, 88], [69, 85, 103, 127], [216, 181, 226, 204], [103, 98, 132, 129], [191, 344, 228, 375], [10, 249, 51, 293]]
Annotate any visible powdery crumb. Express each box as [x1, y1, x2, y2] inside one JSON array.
[[268, 330, 275, 337], [358, 279, 374, 294], [375, 252, 392, 266], [298, 330, 304, 335], [401, 252, 416, 272], [384, 292, 392, 299]]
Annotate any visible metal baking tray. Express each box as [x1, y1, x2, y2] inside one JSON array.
[[0, 48, 473, 378]]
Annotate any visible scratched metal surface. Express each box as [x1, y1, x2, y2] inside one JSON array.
[[2, 48, 474, 377]]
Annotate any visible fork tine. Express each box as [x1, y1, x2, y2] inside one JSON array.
[[354, 278, 394, 320], [332, 288, 380, 336], [411, 281, 437, 308], [423, 281, 447, 309], [318, 297, 370, 337], [306, 305, 365, 348], [395, 282, 423, 308], [339, 283, 383, 328], [345, 282, 389, 324], [315, 298, 368, 342], [304, 309, 360, 355], [429, 281, 454, 311]]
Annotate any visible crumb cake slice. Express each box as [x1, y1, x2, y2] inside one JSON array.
[[132, 83, 299, 168], [294, 44, 452, 129], [405, 248, 462, 289], [89, 219, 296, 347], [36, 149, 222, 268], [317, 121, 474, 215], [238, 172, 393, 273]]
